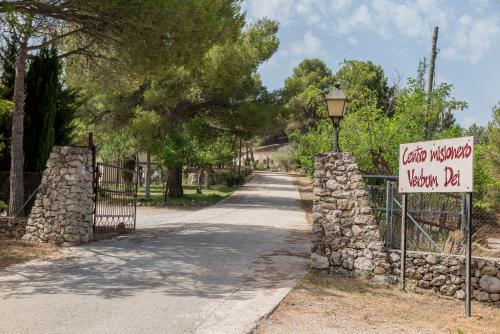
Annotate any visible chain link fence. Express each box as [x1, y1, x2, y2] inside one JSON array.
[[364, 177, 499, 258], [0, 172, 43, 216]]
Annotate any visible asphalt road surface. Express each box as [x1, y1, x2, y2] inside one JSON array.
[[0, 173, 310, 334]]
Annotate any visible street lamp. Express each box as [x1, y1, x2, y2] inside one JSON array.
[[325, 85, 347, 153]]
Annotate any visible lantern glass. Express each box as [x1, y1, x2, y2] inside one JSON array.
[[326, 99, 346, 117], [325, 86, 347, 118]]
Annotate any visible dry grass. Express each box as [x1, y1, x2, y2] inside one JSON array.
[[255, 272, 500, 334], [294, 174, 313, 225], [0, 240, 58, 269]]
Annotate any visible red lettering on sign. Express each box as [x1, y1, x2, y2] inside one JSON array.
[[430, 143, 472, 162], [444, 166, 461, 187], [407, 168, 439, 188], [402, 146, 427, 165]]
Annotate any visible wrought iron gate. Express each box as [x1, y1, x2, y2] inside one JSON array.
[[93, 163, 138, 232]]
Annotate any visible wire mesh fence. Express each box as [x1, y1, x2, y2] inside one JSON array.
[[0, 172, 43, 216], [364, 178, 499, 258]]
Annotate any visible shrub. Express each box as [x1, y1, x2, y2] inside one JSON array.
[[272, 145, 297, 172], [0, 200, 7, 212], [225, 172, 245, 187]]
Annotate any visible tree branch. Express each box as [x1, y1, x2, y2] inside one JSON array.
[[57, 40, 93, 58], [26, 27, 82, 50]]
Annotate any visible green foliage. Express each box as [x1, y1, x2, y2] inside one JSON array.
[[290, 59, 470, 177], [224, 171, 245, 187], [472, 144, 495, 206], [98, 127, 135, 164], [54, 87, 80, 145], [128, 107, 162, 154], [334, 60, 390, 113], [137, 184, 237, 206], [465, 124, 488, 145], [58, 0, 245, 95], [481, 103, 500, 211], [290, 120, 332, 176], [0, 99, 12, 170], [283, 59, 334, 132], [24, 48, 60, 172], [271, 146, 297, 172], [0, 200, 7, 211], [0, 34, 17, 100]]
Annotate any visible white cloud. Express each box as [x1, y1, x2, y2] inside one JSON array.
[[348, 37, 358, 45], [289, 30, 323, 56], [243, 0, 297, 24], [468, 0, 491, 13], [243, 0, 499, 64], [331, 0, 351, 12], [442, 15, 500, 64]]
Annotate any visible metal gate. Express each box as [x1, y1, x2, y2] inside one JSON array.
[[93, 163, 138, 232]]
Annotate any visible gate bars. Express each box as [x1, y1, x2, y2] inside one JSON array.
[[89, 132, 138, 233], [93, 163, 138, 232]]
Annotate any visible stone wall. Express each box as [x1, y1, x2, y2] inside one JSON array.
[[311, 151, 500, 304], [388, 250, 500, 302], [0, 217, 27, 240], [186, 171, 226, 186], [311, 153, 393, 282], [22, 146, 94, 246]]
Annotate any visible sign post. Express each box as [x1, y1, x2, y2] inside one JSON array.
[[400, 193, 407, 291], [465, 192, 472, 317], [398, 136, 474, 317]]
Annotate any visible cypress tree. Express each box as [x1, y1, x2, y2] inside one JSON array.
[[24, 48, 60, 172], [0, 35, 17, 100], [54, 86, 79, 146]]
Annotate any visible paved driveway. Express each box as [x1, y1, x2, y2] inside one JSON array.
[[0, 173, 310, 334]]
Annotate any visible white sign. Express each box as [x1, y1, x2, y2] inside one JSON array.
[[399, 136, 474, 193]]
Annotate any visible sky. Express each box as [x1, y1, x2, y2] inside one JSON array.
[[242, 0, 500, 126]]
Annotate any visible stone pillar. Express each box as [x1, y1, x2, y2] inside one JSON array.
[[23, 146, 94, 246], [311, 153, 392, 281]]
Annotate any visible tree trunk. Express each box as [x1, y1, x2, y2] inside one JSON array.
[[8, 38, 28, 215], [196, 167, 203, 194], [250, 146, 255, 163], [369, 150, 392, 176], [166, 165, 183, 198], [145, 152, 152, 200], [136, 153, 143, 187], [237, 136, 242, 176], [205, 165, 212, 190]]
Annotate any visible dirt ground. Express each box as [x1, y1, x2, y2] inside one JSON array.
[[255, 272, 500, 334], [294, 174, 313, 225], [0, 240, 58, 269]]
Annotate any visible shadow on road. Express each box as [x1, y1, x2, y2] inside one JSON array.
[[0, 222, 310, 301]]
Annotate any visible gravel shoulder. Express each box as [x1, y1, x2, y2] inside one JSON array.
[[255, 269, 500, 334]]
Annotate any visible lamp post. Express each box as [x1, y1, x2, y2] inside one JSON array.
[[325, 85, 347, 153]]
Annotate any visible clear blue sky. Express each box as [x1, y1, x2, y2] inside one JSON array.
[[243, 0, 500, 126]]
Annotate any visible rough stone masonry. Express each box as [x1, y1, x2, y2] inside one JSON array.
[[0, 217, 27, 240], [311, 152, 500, 303], [311, 152, 393, 283], [22, 146, 94, 246]]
